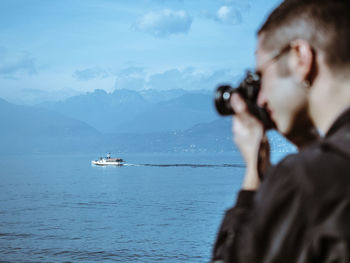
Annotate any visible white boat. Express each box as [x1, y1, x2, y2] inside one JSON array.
[[91, 153, 125, 166]]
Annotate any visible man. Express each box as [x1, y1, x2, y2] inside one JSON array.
[[212, 0, 350, 262]]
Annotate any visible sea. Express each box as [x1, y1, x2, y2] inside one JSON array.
[[0, 152, 285, 263]]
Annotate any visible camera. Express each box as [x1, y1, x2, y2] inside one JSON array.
[[214, 71, 275, 130]]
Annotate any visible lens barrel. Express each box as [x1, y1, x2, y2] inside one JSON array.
[[214, 85, 235, 115]]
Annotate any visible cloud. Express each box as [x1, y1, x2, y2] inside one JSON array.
[[134, 9, 192, 37], [145, 68, 241, 91], [115, 67, 239, 91], [114, 66, 147, 90], [119, 66, 145, 76], [147, 68, 192, 90], [73, 67, 109, 81], [0, 48, 37, 78], [113, 66, 243, 91], [215, 5, 242, 25], [202, 1, 251, 25]]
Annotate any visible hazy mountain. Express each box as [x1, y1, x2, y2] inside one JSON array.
[[0, 98, 100, 154], [39, 89, 218, 134], [118, 92, 217, 133], [138, 89, 189, 103], [39, 89, 151, 133], [0, 87, 83, 106], [0, 96, 294, 155], [103, 118, 235, 153], [0, 96, 233, 154]]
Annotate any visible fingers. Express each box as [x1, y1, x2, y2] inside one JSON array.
[[230, 93, 265, 162], [231, 93, 256, 123], [231, 93, 262, 129], [231, 93, 247, 115]]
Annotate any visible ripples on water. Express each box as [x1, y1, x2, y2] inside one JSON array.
[[0, 153, 245, 262]]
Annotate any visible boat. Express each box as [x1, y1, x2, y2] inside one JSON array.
[[91, 153, 125, 166]]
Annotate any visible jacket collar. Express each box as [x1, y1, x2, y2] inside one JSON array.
[[325, 106, 350, 137]]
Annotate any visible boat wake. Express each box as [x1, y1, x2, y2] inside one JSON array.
[[123, 163, 244, 168]]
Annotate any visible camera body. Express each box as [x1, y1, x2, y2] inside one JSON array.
[[214, 71, 275, 130]]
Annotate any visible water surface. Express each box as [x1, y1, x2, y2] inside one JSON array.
[[0, 153, 245, 262]]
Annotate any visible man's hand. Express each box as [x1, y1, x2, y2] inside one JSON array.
[[231, 94, 265, 190]]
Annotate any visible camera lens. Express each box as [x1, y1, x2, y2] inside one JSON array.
[[214, 71, 276, 130], [214, 85, 235, 116]]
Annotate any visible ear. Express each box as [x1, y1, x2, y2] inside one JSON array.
[[289, 39, 314, 83]]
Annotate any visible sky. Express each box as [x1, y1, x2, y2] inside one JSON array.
[[0, 0, 283, 104]]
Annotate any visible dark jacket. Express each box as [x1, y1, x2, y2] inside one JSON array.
[[212, 108, 350, 263]]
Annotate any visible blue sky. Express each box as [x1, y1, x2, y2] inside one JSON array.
[[0, 0, 282, 104]]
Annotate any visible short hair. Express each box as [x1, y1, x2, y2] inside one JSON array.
[[258, 0, 350, 71]]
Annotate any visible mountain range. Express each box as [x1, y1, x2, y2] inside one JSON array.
[[38, 88, 217, 133], [0, 89, 294, 154], [0, 98, 100, 154]]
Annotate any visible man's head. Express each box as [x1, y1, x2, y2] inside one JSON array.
[[256, 0, 350, 135], [259, 0, 350, 72]]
